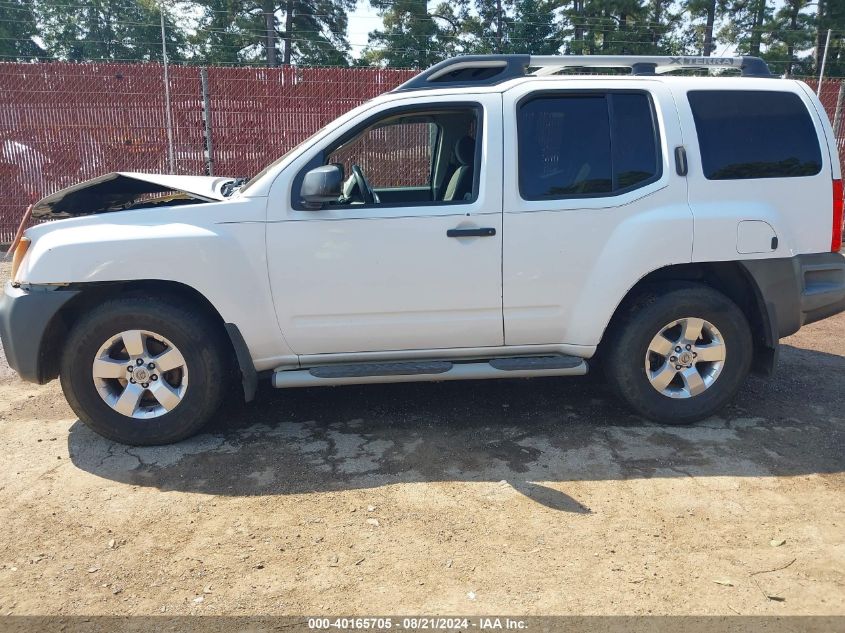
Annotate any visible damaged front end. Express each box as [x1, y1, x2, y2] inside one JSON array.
[[31, 172, 241, 219]]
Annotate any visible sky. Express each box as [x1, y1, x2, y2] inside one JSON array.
[[347, 0, 381, 58], [170, 0, 380, 60]]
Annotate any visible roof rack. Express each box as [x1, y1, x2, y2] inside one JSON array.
[[393, 54, 772, 92]]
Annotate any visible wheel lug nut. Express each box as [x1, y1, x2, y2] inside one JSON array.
[[685, 344, 692, 350], [148, 363, 155, 370], [136, 358, 143, 366], [142, 383, 149, 388], [151, 374, 158, 381], [675, 365, 681, 370], [127, 366, 133, 372], [670, 356, 677, 362], [675, 346, 682, 352], [693, 352, 697, 358], [129, 378, 136, 384]]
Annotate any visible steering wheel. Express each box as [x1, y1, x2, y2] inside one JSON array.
[[351, 164, 379, 205]]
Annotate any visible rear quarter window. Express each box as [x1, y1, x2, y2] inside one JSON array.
[[687, 90, 823, 180]]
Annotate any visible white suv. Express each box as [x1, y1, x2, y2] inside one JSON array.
[[3, 55, 844, 445]]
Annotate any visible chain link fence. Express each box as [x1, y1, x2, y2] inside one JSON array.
[[1, 62, 845, 242], [0, 62, 415, 241], [810, 79, 845, 165]]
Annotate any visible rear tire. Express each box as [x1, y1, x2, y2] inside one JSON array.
[[604, 284, 752, 424], [60, 296, 227, 445]]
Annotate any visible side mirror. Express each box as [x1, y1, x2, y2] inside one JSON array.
[[301, 164, 343, 208]]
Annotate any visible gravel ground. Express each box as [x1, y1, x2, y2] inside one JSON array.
[[0, 259, 843, 616]]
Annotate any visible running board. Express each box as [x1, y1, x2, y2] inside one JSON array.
[[271, 355, 587, 388]]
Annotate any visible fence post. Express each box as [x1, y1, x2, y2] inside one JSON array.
[[200, 68, 214, 177], [818, 28, 833, 97], [833, 81, 845, 151], [160, 10, 176, 173]]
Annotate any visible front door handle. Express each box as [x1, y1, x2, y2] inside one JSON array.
[[447, 227, 496, 238]]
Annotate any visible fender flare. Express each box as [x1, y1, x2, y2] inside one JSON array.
[[224, 323, 258, 402]]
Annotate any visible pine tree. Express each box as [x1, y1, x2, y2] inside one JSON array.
[[192, 0, 355, 66], [644, 0, 681, 52], [503, 0, 564, 55], [561, 0, 672, 57], [717, 0, 773, 58], [189, 0, 264, 66], [462, 0, 507, 53], [681, 0, 723, 55], [766, 0, 816, 75], [813, 0, 845, 77], [37, 0, 186, 62], [284, 0, 356, 65], [462, 0, 563, 55], [361, 0, 463, 68], [0, 0, 45, 61]]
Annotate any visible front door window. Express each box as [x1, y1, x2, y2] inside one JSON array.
[[294, 107, 480, 209]]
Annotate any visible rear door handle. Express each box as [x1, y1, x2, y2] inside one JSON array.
[[447, 227, 496, 238]]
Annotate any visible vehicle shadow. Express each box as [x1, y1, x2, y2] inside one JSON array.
[[67, 344, 845, 512]]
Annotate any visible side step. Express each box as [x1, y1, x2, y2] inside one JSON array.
[[272, 355, 587, 388]]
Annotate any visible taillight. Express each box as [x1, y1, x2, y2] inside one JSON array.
[[833, 179, 844, 252], [10, 237, 30, 283]]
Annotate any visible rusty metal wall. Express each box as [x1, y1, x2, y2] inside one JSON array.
[[1, 62, 844, 243]]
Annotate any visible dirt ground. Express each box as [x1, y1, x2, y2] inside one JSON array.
[[0, 260, 843, 617]]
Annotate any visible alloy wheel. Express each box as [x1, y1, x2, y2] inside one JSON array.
[[91, 329, 189, 419], [644, 317, 726, 399]]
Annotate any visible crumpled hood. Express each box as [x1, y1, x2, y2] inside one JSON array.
[[31, 172, 237, 219]]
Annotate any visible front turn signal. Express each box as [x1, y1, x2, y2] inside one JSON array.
[[10, 237, 30, 283]]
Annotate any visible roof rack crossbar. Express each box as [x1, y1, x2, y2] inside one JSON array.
[[392, 54, 772, 92]]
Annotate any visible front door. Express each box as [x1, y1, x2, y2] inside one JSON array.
[[266, 93, 504, 356]]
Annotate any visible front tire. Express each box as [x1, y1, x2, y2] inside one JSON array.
[[604, 284, 753, 424], [60, 297, 227, 445]]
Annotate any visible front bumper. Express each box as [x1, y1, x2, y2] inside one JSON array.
[[0, 282, 79, 383]]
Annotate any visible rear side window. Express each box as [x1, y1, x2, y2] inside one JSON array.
[[518, 92, 660, 200], [688, 90, 822, 180]]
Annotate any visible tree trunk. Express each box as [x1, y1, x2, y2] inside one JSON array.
[[572, 0, 584, 54], [283, 0, 294, 65], [749, 0, 767, 57], [703, 0, 715, 56], [264, 0, 276, 67], [496, 0, 503, 53], [601, 9, 610, 52], [652, 0, 663, 47], [787, 0, 799, 76], [816, 0, 828, 72]]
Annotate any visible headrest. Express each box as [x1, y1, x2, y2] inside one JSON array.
[[454, 136, 475, 166]]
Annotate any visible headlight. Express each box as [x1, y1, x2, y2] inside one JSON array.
[[11, 237, 30, 283]]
